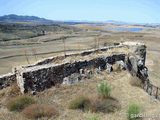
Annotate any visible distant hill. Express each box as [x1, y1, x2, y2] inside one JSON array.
[[0, 14, 53, 23], [105, 20, 126, 23]]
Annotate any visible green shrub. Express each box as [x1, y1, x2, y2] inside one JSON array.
[[86, 111, 100, 120], [6, 95, 35, 112], [126, 102, 140, 120], [69, 96, 95, 112], [96, 81, 111, 99], [22, 104, 58, 119]]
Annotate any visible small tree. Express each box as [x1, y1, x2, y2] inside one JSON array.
[[97, 32, 101, 51], [97, 37, 100, 50], [94, 37, 97, 49], [32, 48, 37, 61], [78, 42, 80, 51], [23, 50, 30, 64], [61, 37, 66, 57]]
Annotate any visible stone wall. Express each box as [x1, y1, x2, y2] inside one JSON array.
[[0, 45, 124, 90], [22, 45, 124, 68], [0, 73, 16, 89], [121, 42, 149, 83], [16, 53, 126, 94], [121, 42, 146, 64]]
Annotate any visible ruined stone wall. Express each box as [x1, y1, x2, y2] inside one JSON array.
[[0, 73, 16, 89], [0, 45, 124, 91], [22, 45, 124, 68], [121, 42, 149, 82], [17, 53, 126, 94]]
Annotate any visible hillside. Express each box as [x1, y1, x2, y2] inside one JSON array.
[[0, 14, 52, 23]]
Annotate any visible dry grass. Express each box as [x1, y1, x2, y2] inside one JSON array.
[[89, 95, 121, 113], [0, 71, 159, 120], [7, 82, 21, 97], [22, 104, 59, 119], [85, 111, 100, 120], [112, 62, 121, 72], [49, 46, 132, 65], [6, 95, 35, 112], [129, 76, 142, 87], [68, 96, 95, 112]]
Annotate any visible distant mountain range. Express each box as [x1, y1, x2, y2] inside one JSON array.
[[0, 14, 53, 23], [0, 14, 159, 26], [0, 14, 127, 24]]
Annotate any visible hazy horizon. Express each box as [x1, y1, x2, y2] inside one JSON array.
[[0, 0, 160, 23]]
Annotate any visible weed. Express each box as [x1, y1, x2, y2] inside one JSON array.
[[6, 95, 35, 112], [96, 81, 111, 99], [69, 96, 95, 112], [126, 101, 140, 120], [89, 96, 120, 113], [86, 111, 100, 120]]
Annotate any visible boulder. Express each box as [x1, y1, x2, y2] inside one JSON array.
[[62, 77, 73, 84], [79, 69, 84, 74], [70, 73, 80, 82], [85, 70, 93, 78], [137, 59, 143, 67], [80, 74, 87, 79], [129, 55, 138, 75], [106, 63, 112, 72], [117, 60, 126, 70], [94, 68, 101, 74]]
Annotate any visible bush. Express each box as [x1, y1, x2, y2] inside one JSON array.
[[6, 95, 35, 112], [126, 102, 140, 120], [69, 96, 95, 112], [89, 96, 120, 113], [86, 111, 100, 120], [96, 81, 111, 99], [22, 104, 58, 119]]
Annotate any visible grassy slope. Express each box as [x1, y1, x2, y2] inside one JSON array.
[[0, 71, 159, 120]]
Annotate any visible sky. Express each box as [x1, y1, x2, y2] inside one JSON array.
[[0, 0, 160, 23]]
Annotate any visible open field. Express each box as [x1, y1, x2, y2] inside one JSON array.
[[0, 22, 160, 119], [0, 23, 160, 85]]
